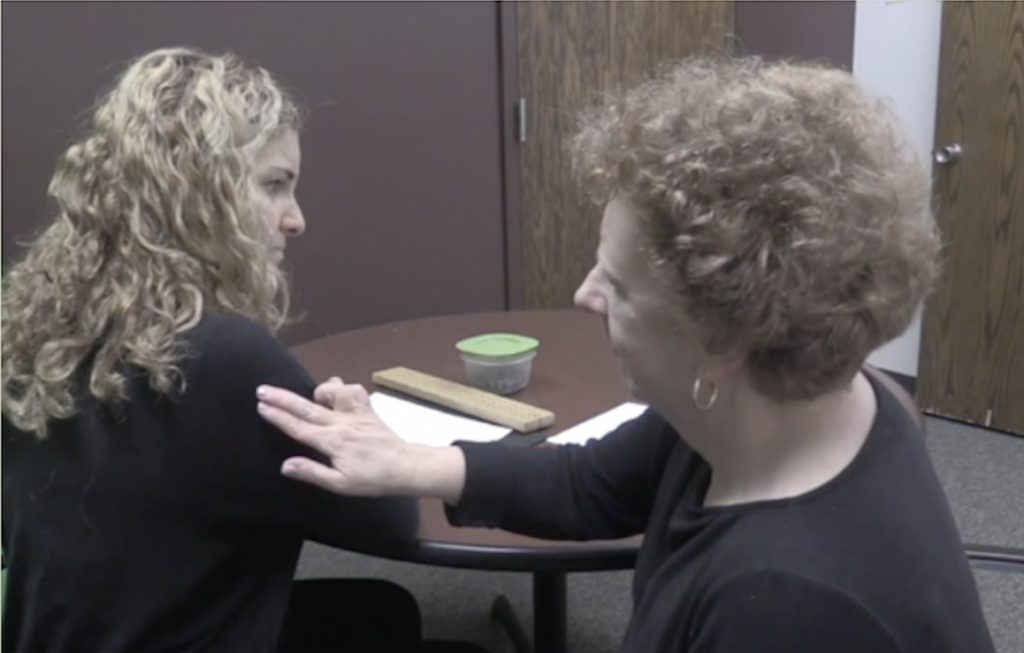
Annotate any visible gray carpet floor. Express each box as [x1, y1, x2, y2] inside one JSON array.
[[295, 416, 1024, 653]]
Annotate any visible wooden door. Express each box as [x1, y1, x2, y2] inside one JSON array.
[[918, 1, 1024, 435], [516, 1, 735, 309]]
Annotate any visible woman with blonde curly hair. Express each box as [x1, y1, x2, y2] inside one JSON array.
[[258, 57, 996, 653], [1, 47, 486, 653]]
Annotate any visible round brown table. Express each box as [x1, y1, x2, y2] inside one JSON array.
[[290, 309, 644, 653]]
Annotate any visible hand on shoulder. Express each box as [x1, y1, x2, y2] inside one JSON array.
[[257, 377, 469, 503]]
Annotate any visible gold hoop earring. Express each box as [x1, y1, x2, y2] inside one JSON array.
[[692, 377, 718, 410]]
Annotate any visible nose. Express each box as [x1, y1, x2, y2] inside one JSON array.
[[281, 202, 306, 237], [574, 266, 607, 315]]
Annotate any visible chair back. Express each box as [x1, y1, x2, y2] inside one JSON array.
[[863, 365, 924, 432]]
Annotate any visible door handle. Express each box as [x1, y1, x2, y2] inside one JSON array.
[[934, 143, 963, 166]]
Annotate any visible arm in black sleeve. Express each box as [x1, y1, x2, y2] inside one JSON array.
[[192, 316, 419, 557], [690, 569, 901, 653], [445, 409, 681, 540]]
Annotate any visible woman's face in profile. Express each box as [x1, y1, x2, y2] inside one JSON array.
[[573, 197, 707, 408], [253, 130, 305, 263]]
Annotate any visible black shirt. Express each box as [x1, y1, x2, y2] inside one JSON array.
[[448, 373, 995, 652], [2, 315, 419, 653]]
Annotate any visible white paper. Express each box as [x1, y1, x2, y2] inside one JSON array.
[[369, 392, 512, 447], [546, 402, 648, 446]]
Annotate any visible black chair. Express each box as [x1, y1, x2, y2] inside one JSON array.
[[865, 366, 1024, 575]]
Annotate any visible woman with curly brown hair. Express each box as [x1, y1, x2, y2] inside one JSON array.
[[1, 47, 486, 653], [257, 56, 995, 653]]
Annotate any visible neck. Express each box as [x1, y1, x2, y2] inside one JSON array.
[[661, 371, 877, 507]]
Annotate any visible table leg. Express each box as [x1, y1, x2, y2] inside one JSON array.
[[490, 572, 569, 653], [491, 594, 533, 653], [533, 571, 568, 653]]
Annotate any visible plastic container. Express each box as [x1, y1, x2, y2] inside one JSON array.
[[455, 333, 541, 395]]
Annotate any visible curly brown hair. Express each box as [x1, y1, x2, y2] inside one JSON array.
[[570, 56, 940, 401], [1, 47, 303, 439]]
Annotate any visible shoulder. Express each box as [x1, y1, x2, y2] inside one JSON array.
[[607, 407, 680, 447], [616, 407, 690, 466], [187, 314, 287, 359], [181, 314, 313, 398], [692, 567, 901, 652], [574, 406, 686, 473]]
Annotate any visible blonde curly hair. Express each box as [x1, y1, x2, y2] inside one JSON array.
[[2, 47, 303, 439], [571, 56, 940, 400]]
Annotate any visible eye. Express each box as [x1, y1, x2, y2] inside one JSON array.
[[603, 271, 624, 297], [263, 179, 287, 194]]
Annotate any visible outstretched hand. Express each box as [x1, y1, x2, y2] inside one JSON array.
[[257, 377, 409, 496]]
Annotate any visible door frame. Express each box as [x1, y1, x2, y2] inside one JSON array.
[[498, 0, 525, 311]]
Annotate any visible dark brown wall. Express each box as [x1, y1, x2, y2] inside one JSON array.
[[3, 1, 859, 345], [734, 0, 856, 69], [2, 2, 508, 345]]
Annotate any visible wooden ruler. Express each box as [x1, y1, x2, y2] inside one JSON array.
[[371, 366, 555, 433]]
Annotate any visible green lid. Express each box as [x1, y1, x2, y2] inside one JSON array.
[[456, 333, 540, 360]]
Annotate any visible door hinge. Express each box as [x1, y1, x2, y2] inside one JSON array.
[[516, 98, 527, 143]]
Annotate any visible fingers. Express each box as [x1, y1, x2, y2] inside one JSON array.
[[258, 401, 333, 452], [314, 379, 340, 408], [281, 457, 353, 494], [314, 378, 370, 412], [339, 383, 370, 409], [257, 385, 338, 426]]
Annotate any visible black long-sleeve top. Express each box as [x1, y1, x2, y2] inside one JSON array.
[[2, 315, 419, 653], [448, 372, 995, 653]]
